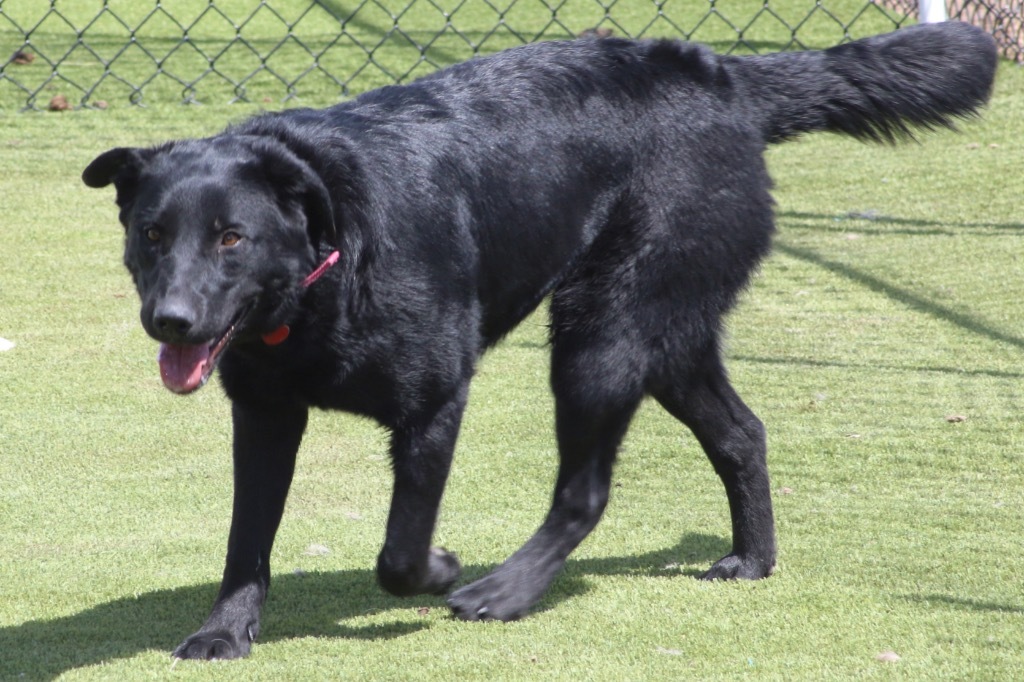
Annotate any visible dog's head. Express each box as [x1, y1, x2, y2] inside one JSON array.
[[83, 135, 338, 394]]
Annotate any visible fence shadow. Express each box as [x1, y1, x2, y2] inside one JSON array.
[[0, 532, 728, 680], [733, 352, 1024, 380], [774, 241, 1024, 352], [896, 593, 1024, 615], [778, 210, 1024, 236]]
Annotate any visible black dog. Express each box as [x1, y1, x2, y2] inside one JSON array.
[[83, 22, 996, 659]]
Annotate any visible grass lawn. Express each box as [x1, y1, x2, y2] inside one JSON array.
[[1, 12, 1023, 682]]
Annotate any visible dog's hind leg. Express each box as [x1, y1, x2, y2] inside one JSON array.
[[174, 401, 308, 660], [652, 345, 776, 580], [376, 388, 467, 597], [448, 327, 644, 621]]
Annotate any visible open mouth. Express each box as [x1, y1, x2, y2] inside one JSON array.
[[157, 308, 249, 395]]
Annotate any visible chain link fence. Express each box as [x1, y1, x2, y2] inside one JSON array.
[[883, 0, 1023, 61], [0, 1, 1013, 111]]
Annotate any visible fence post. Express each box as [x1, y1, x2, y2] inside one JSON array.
[[918, 0, 948, 22]]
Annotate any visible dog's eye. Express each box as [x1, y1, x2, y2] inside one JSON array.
[[221, 231, 242, 247], [145, 227, 161, 242]]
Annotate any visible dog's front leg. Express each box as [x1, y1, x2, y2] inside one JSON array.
[[173, 400, 308, 660], [376, 391, 466, 597]]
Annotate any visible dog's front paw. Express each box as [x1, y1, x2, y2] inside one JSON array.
[[447, 574, 534, 622], [378, 546, 462, 597], [172, 628, 251, 661], [426, 546, 463, 595], [700, 553, 775, 581]]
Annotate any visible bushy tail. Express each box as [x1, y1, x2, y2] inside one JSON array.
[[732, 22, 998, 144]]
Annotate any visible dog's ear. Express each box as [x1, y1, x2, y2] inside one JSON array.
[[252, 141, 339, 250], [295, 171, 339, 250], [82, 147, 149, 189], [83, 147, 159, 226]]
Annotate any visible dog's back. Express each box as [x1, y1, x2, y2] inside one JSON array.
[[294, 22, 997, 345], [339, 21, 996, 146]]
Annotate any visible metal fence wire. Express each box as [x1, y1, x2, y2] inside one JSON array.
[[885, 0, 1023, 61], [0, 1, 1017, 110]]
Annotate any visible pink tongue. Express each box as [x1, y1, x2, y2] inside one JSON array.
[[158, 343, 210, 394]]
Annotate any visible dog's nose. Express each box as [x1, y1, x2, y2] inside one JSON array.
[[153, 303, 196, 342]]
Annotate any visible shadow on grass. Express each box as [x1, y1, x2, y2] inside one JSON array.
[[774, 241, 1024, 353], [733, 353, 1024, 380], [778, 210, 1024, 236], [897, 593, 1024, 615], [0, 533, 727, 680]]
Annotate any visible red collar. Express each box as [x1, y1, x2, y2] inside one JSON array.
[[261, 250, 340, 346]]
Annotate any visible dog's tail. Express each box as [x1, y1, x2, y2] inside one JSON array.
[[732, 22, 998, 144]]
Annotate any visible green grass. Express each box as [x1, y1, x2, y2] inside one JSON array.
[[0, 0, 911, 109], [2, 20, 1024, 682]]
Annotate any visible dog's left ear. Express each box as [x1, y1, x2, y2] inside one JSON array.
[[253, 141, 339, 250], [295, 171, 339, 250]]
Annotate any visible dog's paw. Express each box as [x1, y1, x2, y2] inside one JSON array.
[[699, 553, 775, 581], [447, 574, 534, 622], [378, 546, 462, 597], [172, 629, 251, 661], [426, 546, 462, 595]]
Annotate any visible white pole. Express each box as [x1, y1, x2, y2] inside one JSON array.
[[919, 0, 948, 23]]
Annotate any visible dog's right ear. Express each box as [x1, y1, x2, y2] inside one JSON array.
[[83, 147, 159, 225], [82, 147, 149, 188]]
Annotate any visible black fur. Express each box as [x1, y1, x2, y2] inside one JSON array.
[[83, 22, 996, 659]]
